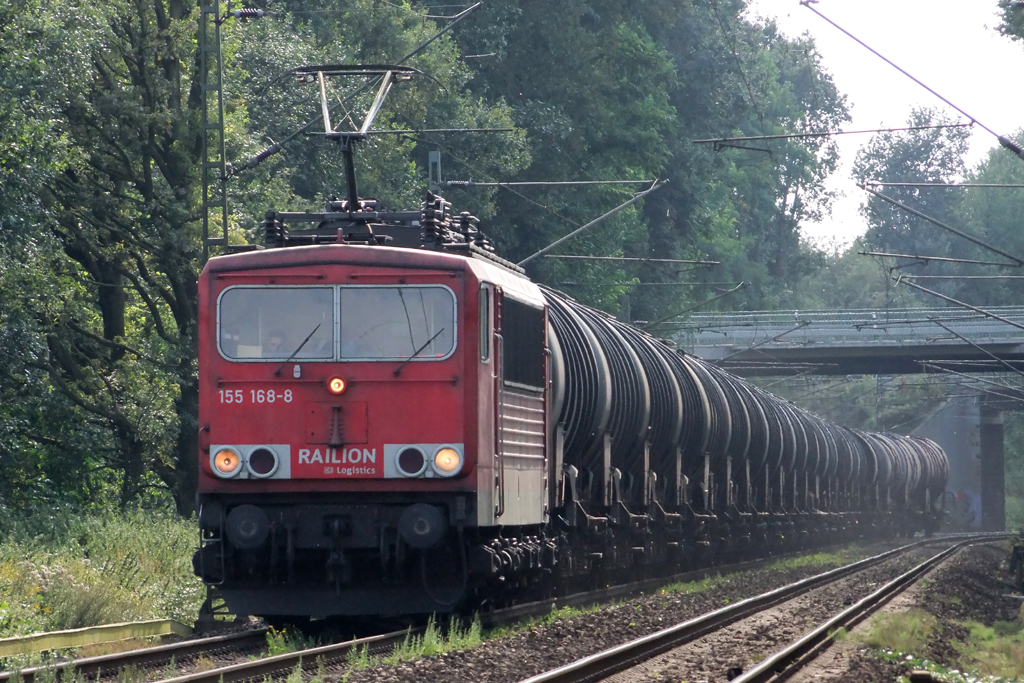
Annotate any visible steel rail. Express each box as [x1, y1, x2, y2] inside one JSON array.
[[515, 535, 999, 683], [0, 628, 268, 683], [730, 536, 1010, 683], [157, 628, 412, 683]]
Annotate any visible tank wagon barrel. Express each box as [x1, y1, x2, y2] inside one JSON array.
[[542, 288, 949, 549]]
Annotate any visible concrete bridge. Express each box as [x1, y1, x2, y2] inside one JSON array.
[[677, 306, 1024, 376]]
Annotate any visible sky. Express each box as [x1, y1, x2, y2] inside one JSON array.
[[743, 0, 1024, 249]]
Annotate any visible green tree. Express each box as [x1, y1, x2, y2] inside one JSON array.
[[953, 129, 1024, 305], [0, 0, 529, 514], [454, 0, 850, 320], [852, 108, 972, 292], [999, 0, 1024, 44], [0, 0, 202, 511]]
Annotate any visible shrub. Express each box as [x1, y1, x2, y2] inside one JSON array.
[[0, 508, 205, 637]]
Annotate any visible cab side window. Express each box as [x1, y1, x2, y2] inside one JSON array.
[[479, 286, 491, 362], [500, 297, 544, 388]]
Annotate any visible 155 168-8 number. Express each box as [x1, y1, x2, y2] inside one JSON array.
[[218, 389, 294, 404]]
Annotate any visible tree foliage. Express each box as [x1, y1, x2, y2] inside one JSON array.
[[0, 0, 856, 513]]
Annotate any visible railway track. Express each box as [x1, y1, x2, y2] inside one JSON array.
[[0, 535, 990, 683], [0, 544, 838, 682], [0, 628, 269, 683], [517, 533, 1008, 683]]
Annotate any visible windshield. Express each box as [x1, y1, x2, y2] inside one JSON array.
[[219, 287, 334, 360], [340, 286, 455, 360], [217, 285, 456, 362]]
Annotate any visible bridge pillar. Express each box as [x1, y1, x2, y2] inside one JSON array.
[[979, 403, 1006, 531]]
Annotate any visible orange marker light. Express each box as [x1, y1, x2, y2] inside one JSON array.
[[327, 376, 347, 395], [213, 448, 241, 476], [434, 447, 461, 474]]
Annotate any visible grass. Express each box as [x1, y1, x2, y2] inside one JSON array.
[[862, 610, 1024, 682], [383, 614, 483, 664], [1006, 495, 1024, 531], [486, 601, 603, 641], [0, 653, 87, 683], [765, 550, 848, 571], [265, 627, 319, 656], [0, 508, 205, 640], [658, 573, 729, 596], [860, 609, 937, 655], [952, 620, 1024, 679], [338, 614, 484, 674], [76, 637, 154, 658]]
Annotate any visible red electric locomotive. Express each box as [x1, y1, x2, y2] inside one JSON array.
[[194, 197, 552, 618]]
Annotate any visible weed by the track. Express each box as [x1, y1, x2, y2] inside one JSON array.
[[338, 614, 484, 673], [383, 614, 483, 664], [862, 611, 1024, 681], [284, 662, 304, 683], [160, 655, 177, 680], [346, 642, 373, 669], [192, 654, 217, 672], [115, 664, 146, 683], [659, 573, 728, 596], [265, 626, 318, 656], [861, 609, 937, 654], [485, 600, 609, 642], [765, 549, 850, 571], [0, 652, 84, 683]]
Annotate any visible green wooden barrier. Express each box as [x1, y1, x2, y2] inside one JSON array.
[[0, 619, 192, 657]]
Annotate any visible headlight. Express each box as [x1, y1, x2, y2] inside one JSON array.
[[396, 447, 427, 477], [213, 448, 242, 477], [246, 447, 279, 478], [433, 447, 462, 476], [327, 375, 347, 395]]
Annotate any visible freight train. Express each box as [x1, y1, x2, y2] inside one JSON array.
[[191, 191, 950, 620]]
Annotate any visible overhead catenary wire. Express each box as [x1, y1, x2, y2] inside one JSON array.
[[713, 321, 811, 365], [693, 122, 973, 146], [860, 251, 1020, 268], [932, 359, 1024, 368], [928, 318, 1024, 382], [545, 255, 719, 265], [639, 282, 749, 331], [408, 135, 590, 232], [886, 395, 978, 432], [859, 184, 1024, 267], [801, 0, 1024, 161], [902, 275, 1024, 280], [559, 281, 736, 287], [446, 180, 654, 187], [517, 180, 669, 266], [893, 275, 1024, 333], [919, 363, 1024, 395], [865, 182, 1024, 189]]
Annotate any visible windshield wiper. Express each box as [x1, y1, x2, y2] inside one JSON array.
[[393, 328, 445, 376], [274, 323, 321, 377]]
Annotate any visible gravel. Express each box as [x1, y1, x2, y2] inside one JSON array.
[[332, 539, 936, 683]]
